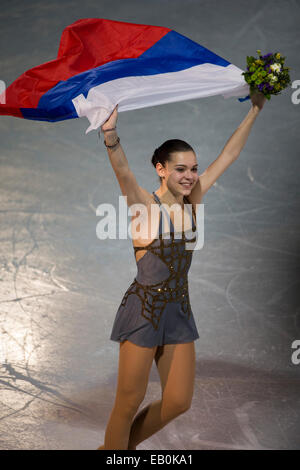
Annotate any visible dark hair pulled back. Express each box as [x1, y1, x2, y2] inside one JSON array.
[[151, 139, 194, 183]]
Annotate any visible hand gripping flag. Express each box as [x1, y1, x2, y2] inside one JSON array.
[[0, 18, 250, 134]]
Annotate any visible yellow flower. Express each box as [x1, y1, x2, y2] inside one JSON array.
[[275, 53, 281, 59]]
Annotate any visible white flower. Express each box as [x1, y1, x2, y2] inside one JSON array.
[[270, 63, 281, 73], [269, 74, 278, 82]]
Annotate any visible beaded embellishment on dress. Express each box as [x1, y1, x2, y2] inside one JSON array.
[[119, 192, 197, 331]]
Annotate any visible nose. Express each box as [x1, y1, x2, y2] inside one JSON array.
[[182, 169, 195, 181]]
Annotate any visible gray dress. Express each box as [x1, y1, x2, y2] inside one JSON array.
[[110, 191, 199, 347]]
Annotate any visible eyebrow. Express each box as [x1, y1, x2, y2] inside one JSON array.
[[174, 164, 198, 168]]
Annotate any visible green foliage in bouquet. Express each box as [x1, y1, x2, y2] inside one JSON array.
[[242, 50, 291, 100]]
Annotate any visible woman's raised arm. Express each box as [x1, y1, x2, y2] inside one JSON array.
[[100, 105, 150, 208], [189, 91, 267, 203]]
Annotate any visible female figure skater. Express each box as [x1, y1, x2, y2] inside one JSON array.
[[97, 91, 266, 450]]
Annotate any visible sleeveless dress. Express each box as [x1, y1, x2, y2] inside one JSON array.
[[110, 191, 200, 347]]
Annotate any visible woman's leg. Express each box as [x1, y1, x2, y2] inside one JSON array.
[[127, 341, 196, 449], [98, 339, 158, 450]]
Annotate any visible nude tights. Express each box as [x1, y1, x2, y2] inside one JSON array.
[[98, 340, 196, 450]]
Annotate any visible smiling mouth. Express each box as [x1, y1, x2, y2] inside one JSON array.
[[180, 183, 193, 188]]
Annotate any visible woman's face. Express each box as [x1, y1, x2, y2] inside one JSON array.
[[162, 151, 199, 196]]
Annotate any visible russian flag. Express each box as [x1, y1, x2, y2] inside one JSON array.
[[0, 18, 250, 134]]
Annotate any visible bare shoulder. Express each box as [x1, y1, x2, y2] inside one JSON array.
[[117, 169, 156, 208], [138, 186, 156, 205], [130, 187, 159, 247], [129, 186, 156, 222], [184, 193, 202, 216], [187, 176, 203, 206]]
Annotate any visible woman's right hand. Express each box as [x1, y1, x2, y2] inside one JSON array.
[[101, 104, 118, 132]]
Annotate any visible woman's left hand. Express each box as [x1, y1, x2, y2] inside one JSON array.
[[250, 90, 267, 112], [101, 104, 118, 132]]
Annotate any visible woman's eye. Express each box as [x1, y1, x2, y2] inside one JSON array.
[[176, 168, 198, 172]]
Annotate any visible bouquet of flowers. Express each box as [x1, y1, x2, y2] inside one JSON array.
[[242, 50, 291, 100]]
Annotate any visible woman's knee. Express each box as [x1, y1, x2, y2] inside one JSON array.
[[114, 373, 147, 413], [161, 393, 192, 420], [155, 342, 195, 420], [114, 388, 145, 417]]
